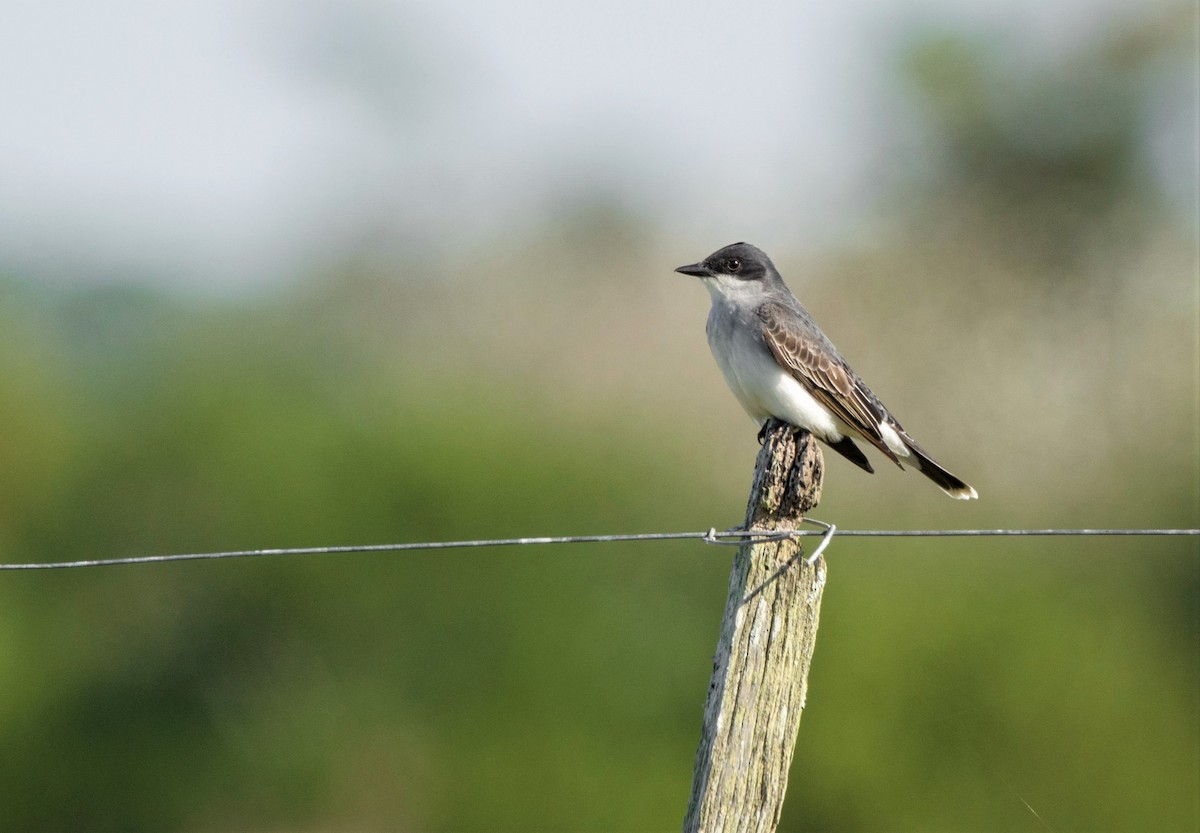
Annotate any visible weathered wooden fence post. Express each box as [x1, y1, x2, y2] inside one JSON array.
[[683, 419, 827, 833]]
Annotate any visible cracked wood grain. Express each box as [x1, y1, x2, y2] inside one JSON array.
[[683, 420, 827, 833]]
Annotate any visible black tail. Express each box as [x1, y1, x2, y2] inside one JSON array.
[[906, 443, 977, 500], [826, 436, 875, 474]]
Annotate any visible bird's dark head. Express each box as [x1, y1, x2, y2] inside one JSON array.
[[674, 242, 776, 283]]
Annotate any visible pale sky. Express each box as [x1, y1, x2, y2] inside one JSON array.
[[0, 0, 1181, 292]]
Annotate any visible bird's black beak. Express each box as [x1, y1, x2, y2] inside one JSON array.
[[675, 262, 709, 278]]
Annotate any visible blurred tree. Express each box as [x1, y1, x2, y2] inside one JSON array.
[[897, 3, 1194, 280]]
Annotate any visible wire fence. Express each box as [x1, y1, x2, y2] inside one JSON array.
[[1, 525, 1195, 571]]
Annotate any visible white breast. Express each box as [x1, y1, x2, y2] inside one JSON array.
[[708, 326, 844, 442]]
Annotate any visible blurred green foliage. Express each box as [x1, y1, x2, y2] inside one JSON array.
[[1, 13, 1197, 833]]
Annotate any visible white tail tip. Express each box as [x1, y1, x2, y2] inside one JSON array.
[[943, 485, 979, 500]]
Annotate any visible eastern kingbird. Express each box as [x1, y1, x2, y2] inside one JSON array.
[[676, 242, 978, 500]]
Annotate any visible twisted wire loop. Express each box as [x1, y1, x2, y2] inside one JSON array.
[[700, 519, 838, 566], [700, 528, 798, 546]]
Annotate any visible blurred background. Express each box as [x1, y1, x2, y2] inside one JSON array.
[[0, 0, 1197, 830]]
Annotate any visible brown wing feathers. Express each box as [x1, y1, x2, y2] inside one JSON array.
[[756, 302, 904, 468]]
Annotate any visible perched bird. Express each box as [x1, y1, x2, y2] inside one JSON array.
[[676, 242, 977, 500]]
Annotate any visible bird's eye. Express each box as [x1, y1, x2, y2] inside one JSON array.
[[726, 258, 742, 273]]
